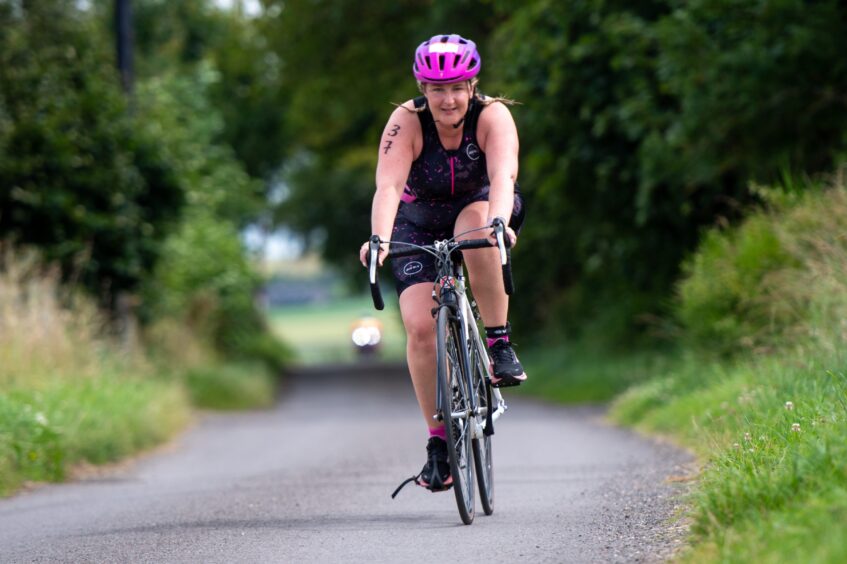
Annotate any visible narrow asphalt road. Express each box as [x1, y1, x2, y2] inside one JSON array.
[[0, 363, 692, 563]]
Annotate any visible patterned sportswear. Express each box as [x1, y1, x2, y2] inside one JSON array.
[[390, 95, 525, 295]]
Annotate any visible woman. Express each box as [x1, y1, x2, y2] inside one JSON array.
[[359, 33, 526, 490]]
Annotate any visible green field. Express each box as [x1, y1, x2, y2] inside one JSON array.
[[269, 295, 406, 365]]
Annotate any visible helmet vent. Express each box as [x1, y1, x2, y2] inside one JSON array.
[[438, 54, 445, 71]]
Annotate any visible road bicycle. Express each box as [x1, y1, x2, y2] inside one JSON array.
[[367, 218, 514, 525]]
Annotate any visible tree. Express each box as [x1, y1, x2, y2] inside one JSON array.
[[262, 0, 508, 278], [0, 1, 184, 304], [494, 0, 847, 339]]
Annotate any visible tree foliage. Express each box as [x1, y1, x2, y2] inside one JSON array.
[[0, 0, 183, 303], [3, 0, 847, 344], [259, 0, 508, 277], [495, 0, 847, 336], [136, 67, 286, 368], [255, 0, 847, 339]]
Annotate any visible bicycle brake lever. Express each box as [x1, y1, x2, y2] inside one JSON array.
[[368, 235, 380, 284], [492, 218, 508, 266]]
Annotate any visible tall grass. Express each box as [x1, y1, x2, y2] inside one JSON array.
[[0, 250, 105, 388], [0, 246, 190, 496], [611, 179, 847, 561]]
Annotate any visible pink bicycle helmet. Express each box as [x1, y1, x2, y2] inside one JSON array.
[[413, 34, 481, 83]]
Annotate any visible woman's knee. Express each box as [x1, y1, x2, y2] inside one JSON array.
[[405, 309, 435, 346], [400, 285, 436, 347]]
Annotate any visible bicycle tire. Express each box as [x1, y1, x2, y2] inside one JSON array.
[[470, 335, 494, 515], [436, 305, 475, 525]]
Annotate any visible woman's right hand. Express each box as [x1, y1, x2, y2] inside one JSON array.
[[359, 240, 388, 268]]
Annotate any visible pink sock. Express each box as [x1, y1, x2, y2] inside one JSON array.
[[487, 336, 509, 348], [429, 426, 447, 440]]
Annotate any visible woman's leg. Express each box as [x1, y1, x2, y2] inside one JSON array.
[[399, 282, 440, 429], [455, 201, 526, 385], [454, 201, 508, 325], [400, 282, 452, 488]]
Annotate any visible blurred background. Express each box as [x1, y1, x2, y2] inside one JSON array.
[[3, 0, 847, 502], [3, 0, 847, 369]]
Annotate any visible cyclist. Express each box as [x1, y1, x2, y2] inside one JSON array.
[[358, 34, 526, 491]]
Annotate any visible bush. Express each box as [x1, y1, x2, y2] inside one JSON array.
[[0, 2, 184, 304], [676, 180, 847, 352], [677, 213, 798, 351]]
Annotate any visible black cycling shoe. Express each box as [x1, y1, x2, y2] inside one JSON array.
[[489, 339, 527, 388], [390, 436, 453, 498], [419, 436, 452, 491]]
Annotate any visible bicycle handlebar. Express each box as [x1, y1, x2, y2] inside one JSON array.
[[368, 235, 385, 310], [367, 219, 514, 311]]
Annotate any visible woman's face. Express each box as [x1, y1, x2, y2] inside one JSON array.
[[423, 80, 473, 126]]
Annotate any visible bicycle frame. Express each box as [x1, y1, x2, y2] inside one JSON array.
[[437, 262, 507, 439]]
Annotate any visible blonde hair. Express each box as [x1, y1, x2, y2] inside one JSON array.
[[394, 79, 518, 113]]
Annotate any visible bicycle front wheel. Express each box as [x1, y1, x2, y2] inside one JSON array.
[[436, 305, 475, 525]]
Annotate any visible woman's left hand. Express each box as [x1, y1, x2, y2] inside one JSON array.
[[488, 223, 517, 248]]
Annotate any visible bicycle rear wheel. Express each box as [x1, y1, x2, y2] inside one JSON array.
[[436, 305, 475, 525], [470, 335, 494, 515]]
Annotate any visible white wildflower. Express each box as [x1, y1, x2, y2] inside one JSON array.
[[785, 401, 794, 411], [791, 423, 801, 433]]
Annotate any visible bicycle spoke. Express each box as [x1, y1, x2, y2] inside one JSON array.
[[437, 306, 475, 524]]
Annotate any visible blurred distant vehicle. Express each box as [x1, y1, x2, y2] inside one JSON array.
[[350, 315, 383, 358]]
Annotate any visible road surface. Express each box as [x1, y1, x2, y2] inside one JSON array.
[[0, 363, 692, 563]]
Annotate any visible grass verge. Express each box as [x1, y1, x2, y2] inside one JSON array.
[[523, 182, 847, 561], [183, 362, 277, 410], [518, 342, 677, 404], [610, 344, 847, 562], [0, 247, 280, 497], [0, 374, 189, 496]]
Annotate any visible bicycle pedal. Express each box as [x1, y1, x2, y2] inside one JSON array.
[[425, 483, 453, 493], [491, 378, 524, 388]]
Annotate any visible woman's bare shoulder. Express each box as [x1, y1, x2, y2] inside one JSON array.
[[477, 99, 518, 151], [387, 99, 421, 121]]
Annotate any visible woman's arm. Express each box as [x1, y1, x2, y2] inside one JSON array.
[[360, 103, 419, 266], [479, 101, 519, 226]]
